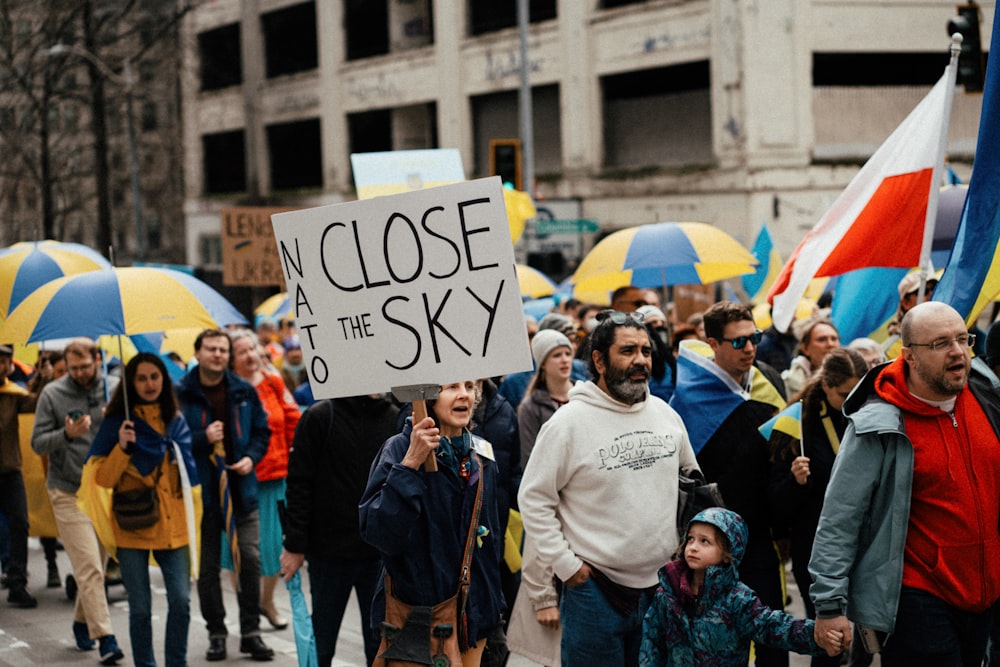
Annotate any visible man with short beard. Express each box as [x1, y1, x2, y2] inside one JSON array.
[[518, 309, 699, 666], [669, 300, 787, 667], [810, 302, 1000, 665]]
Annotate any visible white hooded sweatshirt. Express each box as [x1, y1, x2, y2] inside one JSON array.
[[518, 381, 698, 589]]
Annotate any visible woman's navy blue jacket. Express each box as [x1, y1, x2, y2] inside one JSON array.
[[359, 421, 506, 646]]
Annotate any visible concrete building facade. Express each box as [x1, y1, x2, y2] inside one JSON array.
[[180, 0, 991, 288]]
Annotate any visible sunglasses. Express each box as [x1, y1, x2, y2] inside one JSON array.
[[596, 310, 645, 325], [717, 330, 763, 349]]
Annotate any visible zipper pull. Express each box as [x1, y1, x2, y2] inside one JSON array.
[[950, 411, 957, 428]]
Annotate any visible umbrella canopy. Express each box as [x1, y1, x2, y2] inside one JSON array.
[[0, 267, 247, 344], [0, 240, 111, 318], [570, 221, 758, 302], [503, 187, 535, 243], [255, 291, 293, 321], [515, 264, 558, 299]]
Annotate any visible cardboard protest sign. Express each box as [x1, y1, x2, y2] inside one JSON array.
[[270, 177, 533, 399], [351, 148, 465, 200], [222, 206, 296, 286]]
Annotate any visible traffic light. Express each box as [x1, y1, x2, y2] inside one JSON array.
[[948, 2, 984, 93], [489, 139, 522, 190]]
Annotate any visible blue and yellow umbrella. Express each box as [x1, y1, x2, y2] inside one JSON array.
[[515, 263, 558, 299], [0, 267, 247, 344], [570, 221, 758, 304], [255, 292, 293, 321], [0, 240, 111, 318]]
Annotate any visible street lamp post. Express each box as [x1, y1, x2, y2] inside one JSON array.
[[44, 44, 145, 261]]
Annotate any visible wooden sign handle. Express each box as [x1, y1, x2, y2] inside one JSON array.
[[413, 400, 438, 472]]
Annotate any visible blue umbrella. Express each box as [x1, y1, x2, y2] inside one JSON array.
[[286, 572, 318, 667]]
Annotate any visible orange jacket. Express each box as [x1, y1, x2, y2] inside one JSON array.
[[254, 372, 300, 483]]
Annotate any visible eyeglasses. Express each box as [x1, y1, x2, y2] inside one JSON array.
[[596, 310, 645, 325], [717, 330, 764, 349], [67, 361, 95, 375], [907, 333, 976, 352]]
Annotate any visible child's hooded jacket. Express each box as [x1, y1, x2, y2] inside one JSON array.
[[640, 507, 822, 666]]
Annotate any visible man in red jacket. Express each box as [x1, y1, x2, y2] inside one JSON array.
[[811, 302, 1000, 665]]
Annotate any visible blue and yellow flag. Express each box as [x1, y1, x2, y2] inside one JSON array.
[[758, 401, 803, 442]]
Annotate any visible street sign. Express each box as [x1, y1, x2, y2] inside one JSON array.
[[535, 218, 600, 235]]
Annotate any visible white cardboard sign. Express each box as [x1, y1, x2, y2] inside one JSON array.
[[270, 177, 533, 399]]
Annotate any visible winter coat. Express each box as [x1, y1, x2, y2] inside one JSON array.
[[517, 387, 560, 464], [0, 382, 35, 473], [808, 357, 1000, 632], [89, 409, 198, 550], [176, 368, 270, 513], [359, 422, 506, 647], [471, 378, 521, 525], [251, 372, 300, 483], [283, 396, 399, 560], [32, 372, 119, 493], [640, 507, 820, 666]]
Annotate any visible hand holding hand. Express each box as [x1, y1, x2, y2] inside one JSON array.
[[815, 616, 851, 656]]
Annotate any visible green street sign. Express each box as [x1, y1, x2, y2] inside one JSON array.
[[535, 218, 600, 235]]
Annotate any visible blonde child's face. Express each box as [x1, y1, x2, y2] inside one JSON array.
[[684, 523, 727, 572]]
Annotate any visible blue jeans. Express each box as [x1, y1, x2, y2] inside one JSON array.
[[881, 587, 994, 667], [307, 555, 381, 667], [559, 576, 650, 667], [118, 547, 191, 667], [198, 507, 262, 638]]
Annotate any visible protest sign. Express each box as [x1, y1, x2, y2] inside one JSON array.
[[270, 177, 533, 399], [222, 206, 296, 286], [351, 148, 464, 200]]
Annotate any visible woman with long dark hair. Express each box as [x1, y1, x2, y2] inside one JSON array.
[[88, 353, 199, 667]]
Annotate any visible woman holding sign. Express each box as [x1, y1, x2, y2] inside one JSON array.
[[360, 380, 505, 667]]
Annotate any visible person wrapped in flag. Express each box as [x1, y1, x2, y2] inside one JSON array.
[[88, 353, 200, 667], [762, 348, 868, 665]]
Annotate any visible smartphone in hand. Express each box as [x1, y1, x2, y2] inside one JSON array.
[[67, 409, 84, 421]]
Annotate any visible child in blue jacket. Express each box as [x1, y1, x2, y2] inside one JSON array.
[[640, 507, 843, 666]]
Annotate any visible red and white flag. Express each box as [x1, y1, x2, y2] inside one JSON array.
[[767, 69, 955, 332]]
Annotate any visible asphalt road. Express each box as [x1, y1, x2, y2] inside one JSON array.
[[0, 539, 859, 666]]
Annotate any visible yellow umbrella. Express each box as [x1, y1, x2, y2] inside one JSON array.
[[503, 187, 535, 244], [515, 264, 558, 299]]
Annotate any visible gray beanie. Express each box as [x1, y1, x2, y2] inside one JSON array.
[[531, 329, 572, 368]]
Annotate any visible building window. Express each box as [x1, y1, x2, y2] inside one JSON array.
[[469, 0, 556, 36], [600, 0, 647, 7], [262, 2, 318, 78], [147, 215, 161, 250], [202, 129, 246, 194], [345, 0, 388, 60], [199, 234, 222, 266], [347, 109, 392, 156], [813, 52, 946, 86], [141, 101, 157, 132], [198, 23, 242, 91], [602, 61, 712, 169], [266, 118, 323, 190], [471, 84, 561, 178]]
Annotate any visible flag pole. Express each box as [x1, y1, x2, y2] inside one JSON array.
[[917, 35, 962, 300]]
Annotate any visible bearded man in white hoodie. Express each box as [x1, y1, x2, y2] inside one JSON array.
[[518, 309, 699, 666]]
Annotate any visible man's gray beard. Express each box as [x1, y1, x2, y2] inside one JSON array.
[[605, 363, 648, 405]]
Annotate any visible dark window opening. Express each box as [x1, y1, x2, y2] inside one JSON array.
[[266, 118, 323, 190], [203, 129, 246, 194], [600, 0, 646, 7], [470, 0, 556, 36], [345, 0, 388, 60], [347, 109, 392, 155], [813, 53, 951, 86], [603, 60, 710, 99], [198, 23, 242, 91], [262, 2, 318, 78], [141, 102, 157, 132]]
